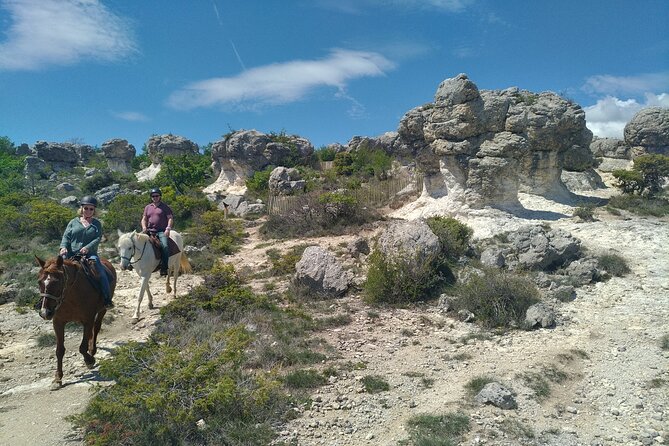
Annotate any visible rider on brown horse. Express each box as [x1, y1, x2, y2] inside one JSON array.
[[59, 196, 113, 309]]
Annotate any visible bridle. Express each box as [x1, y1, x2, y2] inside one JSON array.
[[39, 262, 72, 312], [119, 232, 148, 267]]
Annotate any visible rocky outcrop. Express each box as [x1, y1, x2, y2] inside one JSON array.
[[101, 139, 135, 173], [624, 107, 669, 155], [396, 74, 593, 207], [30, 141, 95, 171], [205, 130, 314, 195], [145, 134, 199, 164], [590, 137, 630, 159], [294, 246, 352, 297], [268, 167, 306, 195], [135, 134, 198, 182]]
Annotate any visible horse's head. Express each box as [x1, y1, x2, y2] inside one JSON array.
[[117, 231, 136, 271], [35, 256, 68, 320]]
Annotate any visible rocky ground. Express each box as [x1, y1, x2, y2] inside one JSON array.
[[1, 185, 668, 446]]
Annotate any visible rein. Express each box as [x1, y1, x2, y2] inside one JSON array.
[[40, 261, 74, 309], [120, 232, 149, 265]]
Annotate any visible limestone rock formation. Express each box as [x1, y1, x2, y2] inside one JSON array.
[[205, 130, 314, 195], [31, 141, 95, 171], [101, 139, 136, 173], [294, 246, 352, 297], [624, 107, 669, 155], [145, 134, 199, 164], [590, 137, 630, 159], [268, 167, 306, 195], [396, 74, 593, 207]]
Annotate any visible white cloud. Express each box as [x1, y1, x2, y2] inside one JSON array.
[[584, 93, 669, 138], [583, 72, 669, 96], [0, 0, 136, 70], [314, 0, 473, 13], [112, 111, 149, 122], [167, 49, 395, 110]]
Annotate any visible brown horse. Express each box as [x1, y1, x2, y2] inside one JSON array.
[[35, 255, 117, 390]]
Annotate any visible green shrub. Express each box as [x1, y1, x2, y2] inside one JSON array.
[[282, 369, 327, 389], [0, 137, 24, 195], [573, 204, 595, 221], [189, 210, 245, 255], [361, 375, 390, 393], [364, 250, 452, 305], [104, 194, 147, 232], [452, 269, 540, 328], [316, 146, 336, 162], [613, 154, 669, 197], [607, 194, 669, 217], [597, 253, 630, 277], [464, 375, 495, 396], [425, 216, 473, 262], [266, 245, 308, 276], [151, 153, 212, 194], [246, 166, 274, 199], [405, 412, 470, 446]]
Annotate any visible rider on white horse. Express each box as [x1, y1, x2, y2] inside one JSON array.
[[141, 188, 173, 277]]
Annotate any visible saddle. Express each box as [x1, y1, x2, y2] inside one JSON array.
[[146, 233, 181, 270], [71, 255, 114, 295]]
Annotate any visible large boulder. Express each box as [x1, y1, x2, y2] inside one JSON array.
[[375, 219, 441, 276], [268, 167, 306, 195], [396, 74, 593, 207], [205, 130, 314, 196], [101, 139, 136, 173], [294, 246, 352, 297], [590, 137, 631, 159], [624, 107, 669, 155], [31, 141, 95, 171], [505, 225, 581, 271], [145, 134, 199, 164]]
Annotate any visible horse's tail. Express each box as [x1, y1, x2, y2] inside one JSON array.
[[179, 253, 192, 274]]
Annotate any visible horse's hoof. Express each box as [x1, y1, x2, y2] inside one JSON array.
[[148, 303, 154, 310], [85, 359, 96, 369], [50, 381, 62, 391], [131, 317, 139, 324]]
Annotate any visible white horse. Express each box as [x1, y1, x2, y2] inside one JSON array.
[[117, 230, 192, 321]]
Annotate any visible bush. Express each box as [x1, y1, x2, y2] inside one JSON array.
[[597, 253, 630, 277], [573, 204, 595, 221], [316, 146, 336, 162], [361, 375, 390, 393], [246, 166, 274, 199], [189, 210, 245, 255], [104, 194, 147, 232], [0, 196, 73, 241], [151, 154, 212, 195], [425, 216, 473, 262], [364, 250, 452, 305], [613, 154, 669, 197], [405, 412, 470, 446], [607, 194, 669, 217], [266, 245, 308, 276], [452, 269, 540, 328]]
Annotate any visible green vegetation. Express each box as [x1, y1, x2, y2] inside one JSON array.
[[425, 216, 473, 263], [246, 166, 274, 199], [71, 262, 330, 445], [333, 146, 391, 179], [573, 204, 595, 221], [265, 245, 308, 276], [613, 154, 669, 197], [403, 412, 470, 446], [607, 194, 669, 217], [596, 253, 630, 277], [519, 364, 568, 401], [451, 269, 540, 328], [0, 136, 25, 196], [363, 250, 452, 305], [0, 193, 73, 240], [464, 375, 495, 396], [361, 375, 390, 393], [151, 154, 212, 194]]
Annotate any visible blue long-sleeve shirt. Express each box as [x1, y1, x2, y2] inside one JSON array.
[[59, 217, 102, 256]]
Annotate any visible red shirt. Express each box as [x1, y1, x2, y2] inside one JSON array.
[[143, 201, 173, 232]]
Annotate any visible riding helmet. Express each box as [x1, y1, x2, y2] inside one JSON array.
[[80, 196, 98, 207], [149, 188, 162, 196]]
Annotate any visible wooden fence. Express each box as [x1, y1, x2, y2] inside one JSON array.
[[267, 173, 423, 216]]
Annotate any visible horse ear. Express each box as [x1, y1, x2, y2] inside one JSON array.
[[117, 229, 123, 237], [56, 256, 63, 267], [35, 256, 45, 268]]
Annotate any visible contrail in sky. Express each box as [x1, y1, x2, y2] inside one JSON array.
[[211, 1, 246, 71]]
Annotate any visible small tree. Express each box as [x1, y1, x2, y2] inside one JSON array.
[[613, 154, 669, 197]]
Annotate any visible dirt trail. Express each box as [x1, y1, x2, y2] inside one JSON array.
[[0, 267, 201, 445]]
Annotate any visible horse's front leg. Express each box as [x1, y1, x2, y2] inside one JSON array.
[[79, 321, 96, 368], [88, 308, 106, 357], [51, 321, 65, 390], [132, 275, 150, 321]]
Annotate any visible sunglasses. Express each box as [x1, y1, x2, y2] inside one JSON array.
[[151, 195, 161, 198], [83, 206, 95, 211]]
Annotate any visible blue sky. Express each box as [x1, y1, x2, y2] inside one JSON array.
[[1, 0, 668, 152]]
